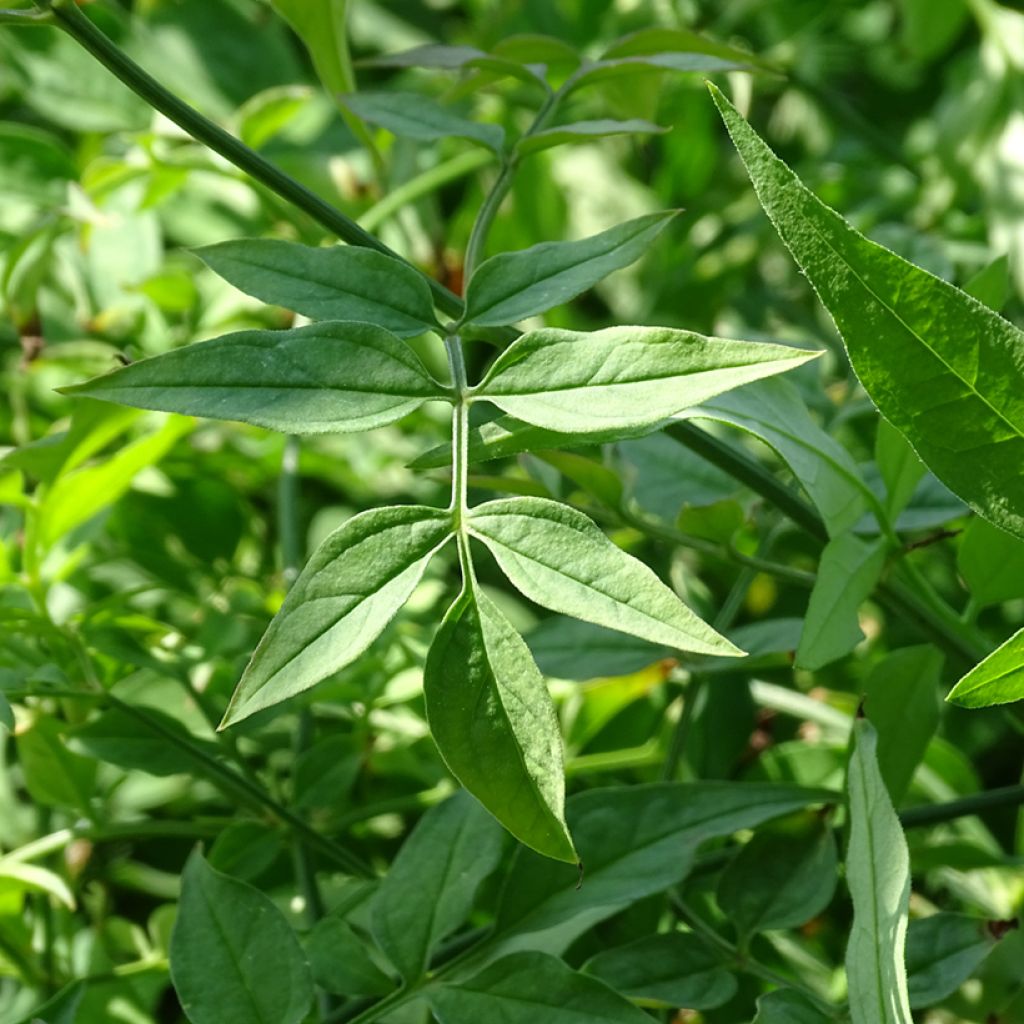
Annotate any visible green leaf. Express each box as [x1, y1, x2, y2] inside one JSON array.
[[710, 83, 1024, 542], [16, 715, 96, 812], [751, 989, 834, 1023], [0, 861, 76, 910], [528, 616, 667, 681], [463, 213, 677, 327], [946, 625, 1024, 708], [62, 323, 447, 436], [863, 647, 942, 802], [222, 506, 451, 726], [270, 0, 353, 96], [0, 691, 12, 732], [516, 119, 668, 156], [13, 982, 84, 1024], [845, 718, 913, 1024], [958, 516, 1024, 608], [583, 932, 736, 1009], [305, 917, 394, 997], [359, 43, 544, 86], [429, 952, 652, 1024], [795, 533, 888, 671], [477, 326, 816, 434], [170, 851, 313, 1024], [906, 913, 1013, 1008], [468, 497, 740, 656], [371, 791, 504, 982], [343, 91, 504, 153], [876, 418, 926, 522], [716, 814, 838, 939], [494, 782, 835, 946], [423, 579, 576, 863], [197, 240, 439, 337], [963, 254, 1012, 312], [897, 0, 969, 61]]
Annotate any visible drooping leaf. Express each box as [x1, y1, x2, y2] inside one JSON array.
[[197, 240, 439, 336], [429, 952, 651, 1024], [494, 782, 836, 948], [845, 719, 913, 1024], [862, 646, 943, 802], [946, 625, 1024, 708], [342, 91, 504, 152], [463, 212, 678, 327], [957, 516, 1024, 608], [423, 580, 577, 863], [169, 851, 313, 1024], [795, 533, 888, 671], [468, 497, 740, 656], [222, 506, 451, 726], [711, 83, 1024, 542], [906, 913, 1015, 1008], [62, 323, 447, 436], [716, 814, 838, 939], [305, 917, 394, 997], [476, 326, 816, 434], [583, 932, 737, 1009], [371, 791, 505, 983], [751, 989, 834, 1023], [516, 119, 668, 156]]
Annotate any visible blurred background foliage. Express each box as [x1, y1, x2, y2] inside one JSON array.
[[2, 1, 1024, 1022]]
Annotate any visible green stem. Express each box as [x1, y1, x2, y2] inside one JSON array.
[[0, 7, 52, 24], [446, 335, 470, 527], [899, 784, 1024, 828], [41, 0, 464, 321]]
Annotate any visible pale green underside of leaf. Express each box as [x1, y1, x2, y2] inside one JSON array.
[[477, 325, 817, 434], [796, 533, 887, 671], [62, 322, 447, 435], [469, 497, 740, 656], [516, 119, 668, 156], [946, 625, 1024, 708], [197, 239, 439, 336], [424, 580, 576, 863], [845, 719, 913, 1024], [222, 506, 452, 727], [463, 212, 676, 327], [342, 90, 504, 152], [429, 952, 651, 1024], [711, 83, 1024, 542], [169, 852, 313, 1024]]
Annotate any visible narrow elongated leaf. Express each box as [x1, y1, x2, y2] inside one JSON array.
[[0, 861, 75, 909], [424, 579, 576, 863], [372, 791, 505, 983], [583, 933, 736, 1009], [957, 517, 1024, 607], [495, 782, 836, 946], [62, 323, 447, 436], [429, 952, 651, 1024], [946, 625, 1024, 708], [906, 913, 1014, 1008], [463, 213, 677, 327], [711, 84, 1024, 542], [845, 719, 913, 1024], [170, 851, 313, 1024], [517, 119, 668, 156], [716, 815, 838, 938], [343, 91, 504, 152], [222, 506, 451, 726], [197, 240, 439, 336], [477, 326, 816, 434], [796, 533, 888, 671], [271, 1, 351, 92], [469, 497, 740, 656]]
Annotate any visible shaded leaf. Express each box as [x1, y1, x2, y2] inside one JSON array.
[[751, 989, 834, 1023], [958, 516, 1024, 608], [306, 917, 394, 997], [517, 119, 667, 156]]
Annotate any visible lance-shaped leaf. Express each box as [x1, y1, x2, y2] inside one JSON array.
[[946, 625, 1024, 708], [371, 791, 504, 983], [711, 83, 1024, 542], [222, 506, 451, 726], [359, 44, 543, 86], [463, 212, 678, 327], [468, 497, 740, 656], [846, 718, 913, 1024], [343, 91, 504, 153], [475, 326, 816, 434], [516, 119, 668, 157], [429, 952, 651, 1024], [752, 990, 834, 1023], [423, 578, 576, 863], [270, 0, 353, 97], [197, 240, 439, 337], [170, 851, 313, 1024], [62, 323, 448, 435]]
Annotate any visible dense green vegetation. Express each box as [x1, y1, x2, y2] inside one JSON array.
[[1, 1, 1023, 1022]]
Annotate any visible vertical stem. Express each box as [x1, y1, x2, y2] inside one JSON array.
[[279, 435, 302, 588], [445, 335, 470, 524]]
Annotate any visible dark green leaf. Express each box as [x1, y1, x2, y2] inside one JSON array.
[[424, 580, 577, 863], [170, 851, 313, 1024], [751, 989, 834, 1023], [222, 506, 451, 726], [958, 516, 1024, 608], [197, 240, 439, 336], [306, 917, 394, 997], [62, 323, 447, 436]]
